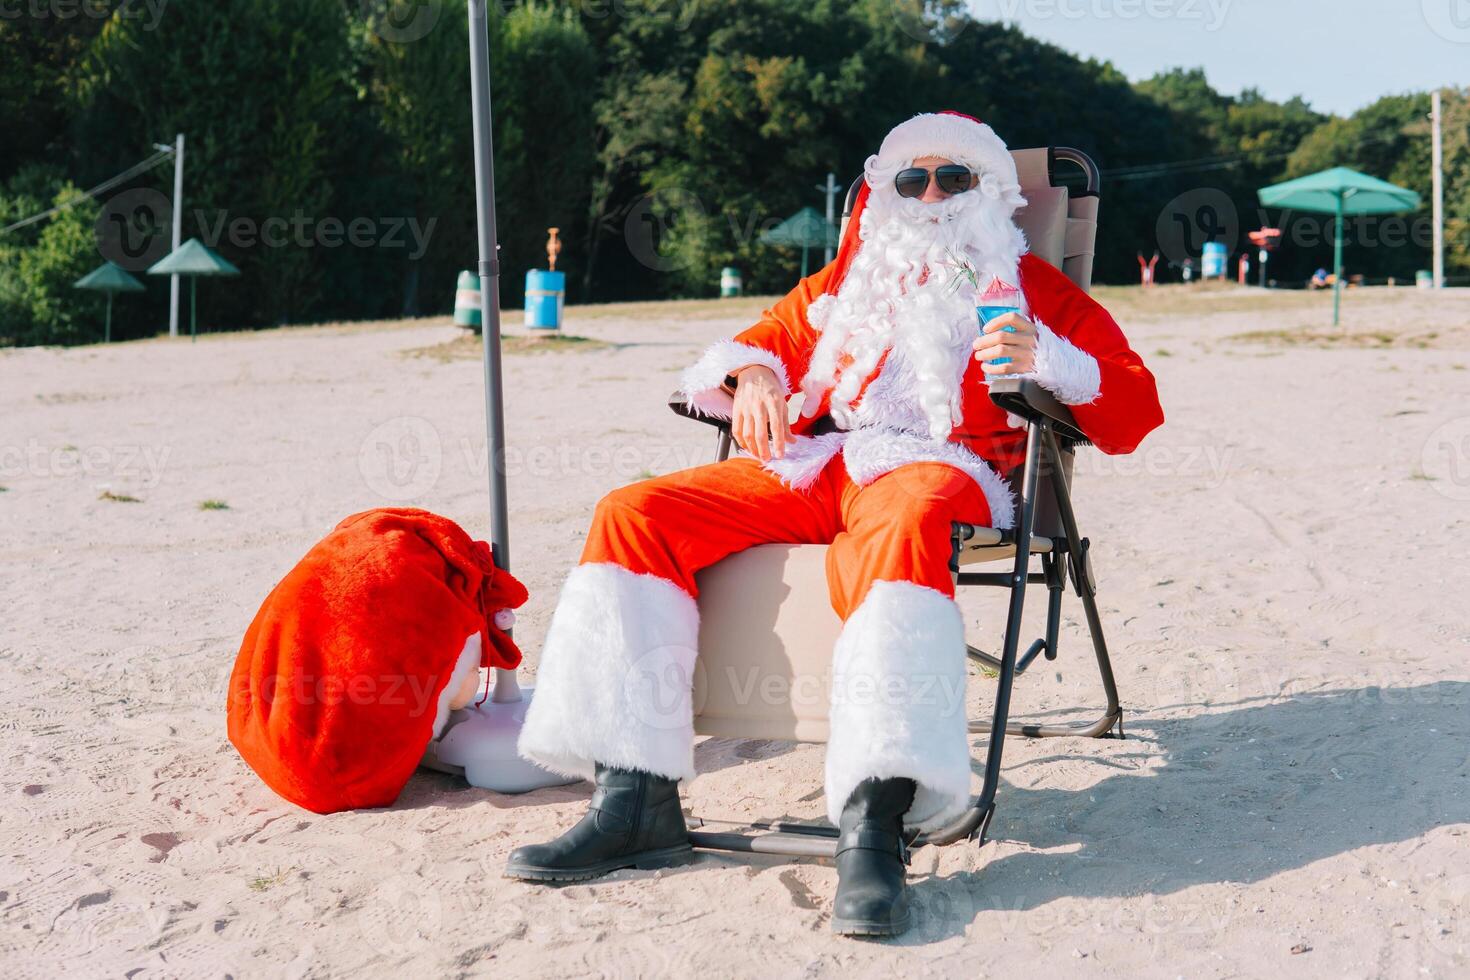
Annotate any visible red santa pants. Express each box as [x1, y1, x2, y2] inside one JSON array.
[[519, 453, 989, 831], [582, 454, 991, 617]]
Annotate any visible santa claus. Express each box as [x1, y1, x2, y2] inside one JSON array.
[[507, 111, 1163, 936]]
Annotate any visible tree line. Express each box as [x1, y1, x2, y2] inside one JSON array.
[[1, 0, 1465, 346]]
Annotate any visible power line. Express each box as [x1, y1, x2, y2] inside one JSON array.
[[1100, 132, 1407, 183], [0, 148, 174, 236]]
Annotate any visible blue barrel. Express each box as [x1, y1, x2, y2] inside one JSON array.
[[1201, 241, 1227, 280], [453, 270, 481, 328], [524, 269, 565, 330]]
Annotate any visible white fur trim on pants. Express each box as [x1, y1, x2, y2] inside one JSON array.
[[824, 580, 972, 832], [517, 562, 700, 782], [1021, 319, 1101, 405], [678, 340, 791, 421]]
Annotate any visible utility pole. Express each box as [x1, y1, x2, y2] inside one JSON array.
[[816, 172, 839, 265], [1431, 90, 1444, 290], [169, 133, 184, 336]]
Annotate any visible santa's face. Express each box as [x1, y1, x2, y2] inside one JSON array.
[[864, 155, 1024, 269], [799, 150, 1029, 441], [907, 155, 969, 206]]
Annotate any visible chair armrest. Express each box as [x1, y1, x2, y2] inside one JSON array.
[[987, 378, 1089, 445], [668, 390, 732, 432]]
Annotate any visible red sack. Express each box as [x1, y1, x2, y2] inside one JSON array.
[[227, 508, 528, 813]]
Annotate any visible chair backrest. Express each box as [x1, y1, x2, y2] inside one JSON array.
[[840, 146, 1101, 293]]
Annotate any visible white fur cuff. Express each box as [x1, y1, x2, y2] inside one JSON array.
[[1023, 319, 1101, 406], [517, 563, 700, 782], [824, 581, 972, 832], [678, 340, 791, 421]]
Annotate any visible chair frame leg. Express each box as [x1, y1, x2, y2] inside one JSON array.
[[963, 423, 1123, 740], [686, 419, 1120, 858]]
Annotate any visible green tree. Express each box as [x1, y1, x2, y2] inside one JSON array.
[[352, 0, 474, 315], [74, 0, 359, 326], [490, 3, 598, 301], [7, 0, 1459, 344], [0, 181, 97, 346], [0, 8, 112, 181]]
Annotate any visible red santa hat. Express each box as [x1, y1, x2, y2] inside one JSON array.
[[869, 110, 1018, 187], [226, 507, 528, 813], [826, 110, 1020, 297]]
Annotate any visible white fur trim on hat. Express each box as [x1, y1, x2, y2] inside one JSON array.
[[824, 580, 972, 832], [1016, 318, 1101, 405], [678, 340, 791, 421], [840, 427, 1016, 530], [517, 562, 700, 782], [866, 112, 1020, 196]]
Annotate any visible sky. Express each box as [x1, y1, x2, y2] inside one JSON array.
[[968, 0, 1469, 115]]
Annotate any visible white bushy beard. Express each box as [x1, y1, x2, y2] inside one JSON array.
[[800, 174, 1027, 441]]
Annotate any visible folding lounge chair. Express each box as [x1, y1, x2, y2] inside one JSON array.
[[667, 147, 1120, 857]]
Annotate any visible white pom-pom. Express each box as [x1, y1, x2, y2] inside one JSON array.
[[493, 608, 516, 630]]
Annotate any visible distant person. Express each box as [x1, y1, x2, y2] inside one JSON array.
[[505, 111, 1165, 936], [1311, 267, 1329, 289]]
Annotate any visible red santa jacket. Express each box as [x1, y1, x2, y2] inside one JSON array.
[[679, 252, 1164, 529]]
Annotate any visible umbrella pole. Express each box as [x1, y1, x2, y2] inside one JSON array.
[[105, 293, 113, 344], [468, 0, 520, 703], [191, 278, 198, 342], [1332, 192, 1343, 327]]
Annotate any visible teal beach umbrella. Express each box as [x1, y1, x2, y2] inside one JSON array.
[[761, 206, 840, 278], [1258, 167, 1420, 326], [74, 261, 145, 343], [146, 239, 240, 341]]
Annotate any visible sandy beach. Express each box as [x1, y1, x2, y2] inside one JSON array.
[[2, 283, 1468, 977]]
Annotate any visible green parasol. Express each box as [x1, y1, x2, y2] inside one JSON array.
[[1258, 167, 1420, 325], [146, 238, 240, 341], [761, 206, 839, 278], [74, 261, 145, 343]]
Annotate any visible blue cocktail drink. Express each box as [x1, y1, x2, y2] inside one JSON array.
[[975, 279, 1022, 367]]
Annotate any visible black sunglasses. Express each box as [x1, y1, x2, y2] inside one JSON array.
[[894, 164, 976, 199]]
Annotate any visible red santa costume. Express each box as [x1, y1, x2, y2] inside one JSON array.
[[518, 112, 1163, 832]]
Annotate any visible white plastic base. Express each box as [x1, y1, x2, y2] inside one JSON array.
[[421, 687, 580, 794]]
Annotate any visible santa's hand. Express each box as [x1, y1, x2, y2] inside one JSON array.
[[730, 364, 791, 462], [973, 312, 1037, 374]]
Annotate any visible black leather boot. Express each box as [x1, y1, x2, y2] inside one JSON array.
[[503, 764, 692, 883], [831, 777, 916, 937]]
